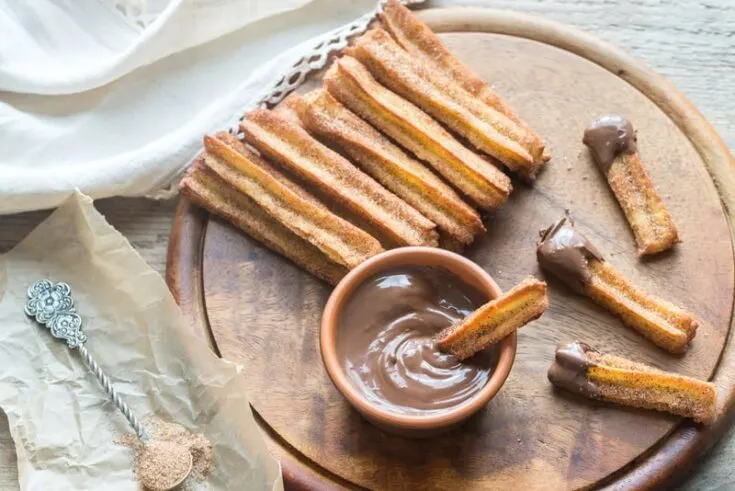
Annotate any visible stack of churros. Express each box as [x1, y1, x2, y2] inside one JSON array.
[[181, 163, 349, 285], [290, 89, 485, 248], [240, 108, 438, 248], [378, 0, 547, 165], [348, 29, 537, 176], [354, 2, 548, 179], [180, 0, 546, 282], [181, 133, 383, 274], [324, 56, 513, 211]]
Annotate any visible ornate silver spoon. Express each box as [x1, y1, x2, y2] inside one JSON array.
[[25, 279, 191, 491]]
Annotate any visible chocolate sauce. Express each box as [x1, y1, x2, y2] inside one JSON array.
[[537, 215, 604, 293], [547, 341, 600, 397], [336, 266, 498, 415], [582, 115, 637, 173]]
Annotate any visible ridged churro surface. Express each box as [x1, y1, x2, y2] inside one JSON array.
[[538, 215, 698, 353], [200, 133, 383, 269], [324, 56, 511, 209], [350, 28, 540, 177], [585, 260, 698, 353], [379, 0, 547, 164], [181, 163, 348, 285], [549, 342, 716, 423], [584, 115, 679, 255], [295, 89, 484, 246], [241, 109, 439, 247], [436, 277, 548, 360]]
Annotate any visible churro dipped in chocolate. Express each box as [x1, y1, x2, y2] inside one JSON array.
[[324, 56, 511, 209], [379, 0, 547, 163], [436, 277, 548, 360], [291, 89, 485, 247], [548, 342, 716, 423], [199, 132, 383, 269], [181, 160, 348, 285], [537, 215, 698, 353], [583, 116, 679, 255], [349, 28, 542, 178], [240, 109, 439, 248]]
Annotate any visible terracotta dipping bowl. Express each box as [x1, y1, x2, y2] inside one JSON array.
[[320, 247, 517, 437]]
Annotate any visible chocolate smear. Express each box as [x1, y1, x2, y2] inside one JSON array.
[[537, 215, 604, 293], [583, 115, 637, 173], [548, 341, 600, 397]]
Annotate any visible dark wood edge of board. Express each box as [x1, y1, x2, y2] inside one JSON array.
[[166, 7, 735, 491]]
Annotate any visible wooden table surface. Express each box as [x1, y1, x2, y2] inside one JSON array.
[[1, 1, 733, 489]]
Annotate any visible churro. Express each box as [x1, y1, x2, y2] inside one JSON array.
[[537, 215, 697, 353], [200, 133, 383, 269], [293, 88, 485, 246], [379, 0, 547, 163], [436, 277, 548, 360], [349, 28, 541, 177], [583, 115, 679, 255], [240, 108, 439, 247], [324, 56, 511, 209], [548, 341, 716, 423], [181, 162, 348, 285]]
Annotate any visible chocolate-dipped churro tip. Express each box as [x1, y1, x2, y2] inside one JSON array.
[[537, 216, 604, 293], [548, 342, 600, 397], [582, 115, 637, 173]]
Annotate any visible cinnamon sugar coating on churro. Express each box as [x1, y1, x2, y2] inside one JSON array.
[[548, 342, 716, 423], [436, 277, 548, 360], [199, 133, 383, 269], [181, 160, 348, 285], [583, 115, 679, 255], [293, 89, 485, 246], [240, 108, 438, 247], [324, 56, 511, 209], [537, 215, 697, 353], [585, 260, 697, 353], [378, 0, 547, 164], [349, 28, 540, 178]]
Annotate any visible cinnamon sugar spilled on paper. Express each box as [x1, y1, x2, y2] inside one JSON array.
[[117, 418, 213, 490]]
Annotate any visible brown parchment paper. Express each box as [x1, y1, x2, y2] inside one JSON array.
[[0, 191, 283, 490]]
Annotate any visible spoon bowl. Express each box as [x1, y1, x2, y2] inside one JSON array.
[[161, 452, 192, 491], [144, 448, 192, 491]]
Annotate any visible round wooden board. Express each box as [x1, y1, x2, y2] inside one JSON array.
[[167, 8, 735, 491]]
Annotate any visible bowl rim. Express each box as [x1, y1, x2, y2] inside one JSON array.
[[320, 246, 517, 430]]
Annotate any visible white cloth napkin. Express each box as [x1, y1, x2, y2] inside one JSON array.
[[0, 0, 378, 214]]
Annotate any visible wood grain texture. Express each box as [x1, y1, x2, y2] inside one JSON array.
[[172, 16, 735, 491], [1, 1, 735, 490]]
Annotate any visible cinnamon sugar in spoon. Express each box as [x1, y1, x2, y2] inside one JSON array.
[[25, 279, 191, 490]]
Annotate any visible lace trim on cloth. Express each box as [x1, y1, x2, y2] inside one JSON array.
[[145, 0, 425, 201]]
